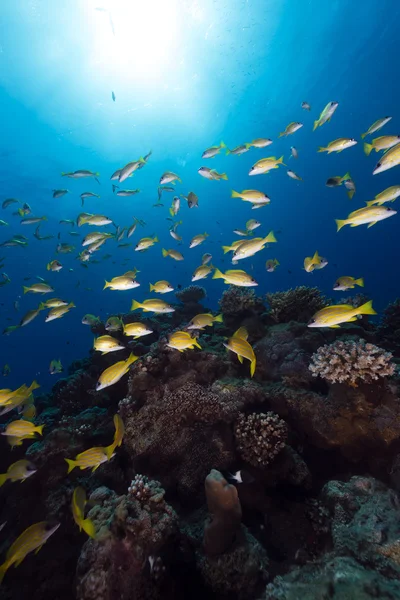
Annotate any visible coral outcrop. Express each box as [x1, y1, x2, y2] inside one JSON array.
[[266, 286, 328, 323], [234, 411, 288, 467], [219, 286, 265, 317], [309, 338, 396, 386]]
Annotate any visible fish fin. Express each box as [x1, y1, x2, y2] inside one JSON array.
[[346, 317, 358, 322], [363, 142, 373, 156], [212, 268, 224, 279], [365, 200, 376, 207], [91, 464, 100, 472], [162, 248, 168, 257], [313, 120, 319, 131], [367, 221, 377, 228], [34, 545, 44, 555], [355, 278, 364, 287], [237, 354, 244, 363], [214, 314, 223, 323], [0, 474, 7, 487], [194, 339, 202, 349], [103, 281, 110, 290], [220, 141, 226, 148], [358, 300, 377, 316], [361, 132, 367, 139], [233, 326, 248, 340], [82, 518, 96, 539], [65, 458, 77, 473], [278, 155, 285, 165], [341, 171, 351, 181], [278, 132, 284, 138], [149, 283, 155, 291], [317, 147, 326, 153], [250, 358, 256, 377], [169, 208, 174, 217], [264, 231, 276, 243], [329, 325, 341, 328], [335, 219, 347, 232], [22, 286, 30, 294], [35, 425, 44, 436], [153, 236, 159, 243], [105, 444, 115, 459], [220, 173, 228, 180], [225, 149, 231, 155], [221, 246, 232, 254], [126, 353, 139, 367], [231, 190, 240, 199], [346, 190, 355, 200]]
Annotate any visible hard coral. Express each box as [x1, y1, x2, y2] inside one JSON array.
[[219, 285, 264, 316], [175, 285, 206, 303], [378, 298, 400, 357], [266, 286, 328, 323], [234, 411, 288, 467], [309, 338, 396, 386]]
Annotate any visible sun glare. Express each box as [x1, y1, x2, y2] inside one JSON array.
[[90, 0, 178, 80]]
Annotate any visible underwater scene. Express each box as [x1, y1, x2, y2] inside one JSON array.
[[1, 0, 400, 598]]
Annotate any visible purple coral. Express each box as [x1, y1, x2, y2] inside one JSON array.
[[309, 339, 396, 386], [234, 411, 288, 467]]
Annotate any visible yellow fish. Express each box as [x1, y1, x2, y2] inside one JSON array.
[[249, 156, 284, 176], [248, 138, 273, 148], [0, 522, 60, 584], [103, 275, 139, 291], [221, 240, 247, 254], [45, 302, 75, 322], [167, 331, 201, 352], [65, 446, 113, 473], [304, 250, 324, 273], [71, 487, 96, 538], [162, 248, 184, 261], [2, 420, 44, 446], [0, 459, 37, 487], [232, 232, 277, 261], [191, 265, 214, 281], [361, 116, 392, 139], [231, 189, 270, 205], [40, 298, 69, 308], [224, 327, 256, 377], [308, 300, 376, 328], [266, 258, 280, 272], [131, 299, 175, 313], [189, 233, 208, 248], [123, 322, 153, 338], [46, 260, 62, 272], [373, 142, 400, 175], [105, 414, 125, 456], [149, 280, 174, 293], [135, 236, 158, 251], [278, 122, 303, 137], [93, 335, 125, 354], [212, 268, 258, 287], [366, 185, 400, 206], [95, 353, 139, 391], [187, 313, 223, 330], [198, 167, 228, 181], [202, 141, 226, 159], [363, 135, 400, 156], [313, 101, 339, 131], [336, 206, 396, 230], [23, 283, 54, 294], [333, 276, 364, 291], [318, 138, 357, 153]]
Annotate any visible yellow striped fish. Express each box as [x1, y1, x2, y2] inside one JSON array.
[[95, 353, 139, 391], [224, 327, 256, 377], [2, 419, 44, 442], [72, 487, 96, 539], [65, 446, 113, 473], [167, 331, 201, 352], [105, 414, 125, 456]]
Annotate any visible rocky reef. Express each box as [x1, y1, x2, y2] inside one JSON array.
[[0, 285, 399, 600]]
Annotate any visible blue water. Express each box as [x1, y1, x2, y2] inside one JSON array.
[[0, 0, 399, 392]]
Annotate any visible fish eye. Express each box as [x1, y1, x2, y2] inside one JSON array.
[[376, 163, 381, 168]]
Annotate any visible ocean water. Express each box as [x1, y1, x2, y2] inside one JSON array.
[[0, 0, 399, 394]]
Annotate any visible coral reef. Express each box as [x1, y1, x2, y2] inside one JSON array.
[[378, 298, 400, 357], [234, 411, 288, 467], [219, 285, 265, 316], [266, 286, 328, 323], [309, 338, 396, 386], [175, 285, 206, 303], [203, 468, 242, 555]]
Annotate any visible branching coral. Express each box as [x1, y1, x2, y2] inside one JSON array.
[[309, 339, 396, 386], [266, 286, 328, 323], [234, 411, 288, 467], [175, 285, 206, 303], [219, 286, 264, 316]]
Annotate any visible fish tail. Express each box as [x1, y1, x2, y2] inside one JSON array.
[[81, 517, 96, 539], [363, 142, 373, 156], [278, 155, 285, 165], [358, 300, 377, 316], [317, 146, 326, 153], [231, 190, 241, 198], [278, 132, 284, 138], [103, 281, 110, 290], [220, 173, 228, 180], [153, 236, 159, 243], [313, 120, 319, 131], [194, 339, 202, 349], [365, 200, 376, 207], [65, 458, 76, 474], [0, 473, 7, 487], [130, 300, 141, 311], [46, 263, 51, 271], [264, 230, 277, 244], [38, 302, 46, 311], [126, 352, 139, 367], [212, 268, 224, 279], [22, 286, 30, 294], [245, 143, 251, 149], [29, 380, 40, 392], [355, 278, 364, 287], [169, 208, 174, 217], [221, 246, 231, 254], [220, 141, 226, 148], [68, 302, 76, 308], [105, 443, 115, 459], [225, 148, 231, 155], [61, 172, 66, 176], [149, 283, 155, 291], [35, 424, 44, 436], [346, 190, 355, 200], [162, 248, 168, 257], [250, 357, 256, 378], [214, 314, 223, 323], [361, 132, 367, 139], [341, 172, 351, 181], [95, 172, 100, 176], [335, 219, 347, 232]]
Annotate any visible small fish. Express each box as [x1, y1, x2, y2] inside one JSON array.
[[46, 260, 62, 272], [361, 116, 392, 139], [56, 243, 75, 254], [232, 232, 277, 261], [313, 101, 339, 131], [53, 189, 69, 199], [290, 146, 298, 159], [326, 171, 351, 188], [187, 313, 223, 330], [198, 167, 227, 181], [103, 276, 140, 291], [343, 177, 356, 200], [119, 159, 145, 183], [80, 214, 113, 226], [80, 191, 100, 204], [105, 316, 123, 332], [0, 220, 8, 226], [304, 250, 324, 273], [287, 169, 302, 181], [2, 419, 44, 446], [0, 522, 60, 583], [45, 302, 75, 322], [202, 141, 226, 159], [93, 335, 125, 354], [301, 101, 311, 111], [112, 91, 116, 101], [2, 198, 19, 209], [0, 460, 37, 487], [131, 299, 175, 314], [372, 143, 400, 175], [233, 229, 249, 237], [279, 122, 303, 137], [249, 138, 273, 148], [2, 364, 10, 377], [135, 236, 159, 251], [249, 156, 285, 175], [224, 327, 256, 377], [169, 196, 180, 217], [266, 258, 280, 272], [82, 314, 101, 326], [308, 300, 376, 328], [212, 268, 258, 286], [116, 189, 140, 197], [162, 248, 184, 261], [41, 298, 69, 308], [106, 414, 125, 455], [160, 171, 181, 185], [189, 233, 208, 248], [123, 322, 153, 339], [149, 280, 174, 293], [167, 331, 201, 352], [96, 353, 139, 391], [202, 253, 212, 265], [72, 487, 96, 538], [192, 264, 213, 281], [49, 359, 63, 375], [318, 138, 357, 154], [19, 307, 42, 327], [3, 325, 19, 335], [23, 283, 54, 294], [336, 206, 396, 230], [20, 216, 47, 225], [333, 276, 364, 291], [231, 189, 270, 205], [65, 446, 113, 473], [226, 144, 250, 156], [59, 219, 75, 226], [61, 170, 100, 179], [366, 185, 400, 206], [363, 135, 400, 156], [245, 219, 261, 231]]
